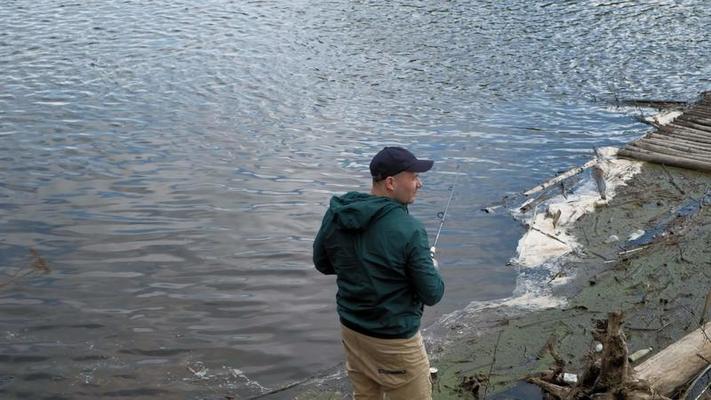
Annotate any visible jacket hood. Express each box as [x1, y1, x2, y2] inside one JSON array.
[[329, 192, 403, 231]]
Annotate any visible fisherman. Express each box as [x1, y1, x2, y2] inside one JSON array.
[[313, 146, 445, 399]]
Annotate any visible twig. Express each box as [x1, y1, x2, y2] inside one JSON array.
[[527, 377, 570, 399], [697, 353, 711, 365], [585, 249, 612, 262], [0, 270, 36, 289], [528, 225, 570, 246], [625, 323, 671, 332], [247, 377, 312, 400], [0, 248, 51, 290], [548, 271, 565, 284], [701, 323, 711, 345], [657, 322, 672, 333], [246, 363, 346, 400], [580, 226, 591, 246], [677, 243, 692, 264], [482, 331, 503, 399], [660, 164, 686, 195], [618, 245, 651, 256], [543, 334, 565, 369]]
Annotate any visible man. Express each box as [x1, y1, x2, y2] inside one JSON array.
[[313, 146, 445, 399]]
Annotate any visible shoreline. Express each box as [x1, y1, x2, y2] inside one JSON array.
[[425, 162, 710, 399], [281, 160, 710, 400]]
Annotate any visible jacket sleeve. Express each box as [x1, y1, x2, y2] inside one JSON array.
[[405, 226, 445, 306], [313, 209, 335, 275]]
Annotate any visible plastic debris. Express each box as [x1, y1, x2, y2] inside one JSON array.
[[562, 373, 578, 385], [628, 229, 645, 241], [594, 342, 604, 353], [604, 234, 619, 244], [628, 347, 653, 363]]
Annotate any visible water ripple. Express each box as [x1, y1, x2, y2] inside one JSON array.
[[1, 0, 709, 397]]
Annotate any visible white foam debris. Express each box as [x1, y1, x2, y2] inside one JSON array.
[[431, 292, 567, 341], [499, 292, 567, 309], [314, 369, 348, 385], [434, 262, 569, 335], [187, 362, 209, 379], [645, 110, 682, 126], [512, 147, 642, 268]]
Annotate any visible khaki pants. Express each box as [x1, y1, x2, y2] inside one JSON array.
[[340, 324, 432, 400]]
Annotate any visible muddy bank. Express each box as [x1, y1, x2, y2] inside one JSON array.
[[270, 162, 710, 400], [425, 162, 711, 399]]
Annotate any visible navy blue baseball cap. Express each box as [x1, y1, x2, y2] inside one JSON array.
[[369, 147, 434, 181]]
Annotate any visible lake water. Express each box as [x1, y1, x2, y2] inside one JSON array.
[[0, 0, 709, 398]]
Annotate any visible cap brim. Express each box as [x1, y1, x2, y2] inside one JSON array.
[[408, 159, 434, 173]]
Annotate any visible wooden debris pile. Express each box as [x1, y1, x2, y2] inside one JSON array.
[[619, 91, 711, 173], [528, 311, 711, 400]]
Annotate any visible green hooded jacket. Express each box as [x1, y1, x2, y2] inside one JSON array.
[[313, 191, 445, 339]]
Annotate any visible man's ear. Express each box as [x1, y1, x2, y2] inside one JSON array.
[[384, 176, 395, 192]]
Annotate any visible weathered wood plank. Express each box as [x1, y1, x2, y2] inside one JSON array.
[[656, 126, 711, 145], [636, 137, 711, 156], [627, 143, 711, 163], [646, 133, 711, 152], [682, 108, 711, 119], [673, 120, 711, 134], [640, 133, 711, 150], [618, 148, 711, 173], [678, 114, 711, 127]]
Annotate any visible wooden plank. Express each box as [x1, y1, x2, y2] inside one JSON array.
[[644, 132, 711, 147], [618, 148, 711, 173], [626, 143, 711, 163], [663, 120, 711, 138], [659, 132, 711, 147], [647, 133, 711, 152], [677, 115, 711, 128], [662, 132, 711, 146], [642, 136, 711, 154], [673, 120, 711, 134], [684, 105, 711, 114], [659, 123, 711, 138], [657, 126, 711, 145], [680, 109, 711, 121]]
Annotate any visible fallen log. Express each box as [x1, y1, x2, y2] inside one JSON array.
[[634, 321, 711, 397], [523, 158, 598, 197]]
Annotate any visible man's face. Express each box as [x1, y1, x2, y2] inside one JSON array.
[[390, 171, 422, 204]]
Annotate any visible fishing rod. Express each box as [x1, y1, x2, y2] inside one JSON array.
[[430, 168, 460, 264]]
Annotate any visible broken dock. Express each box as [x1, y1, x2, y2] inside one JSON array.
[[619, 91, 711, 172]]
